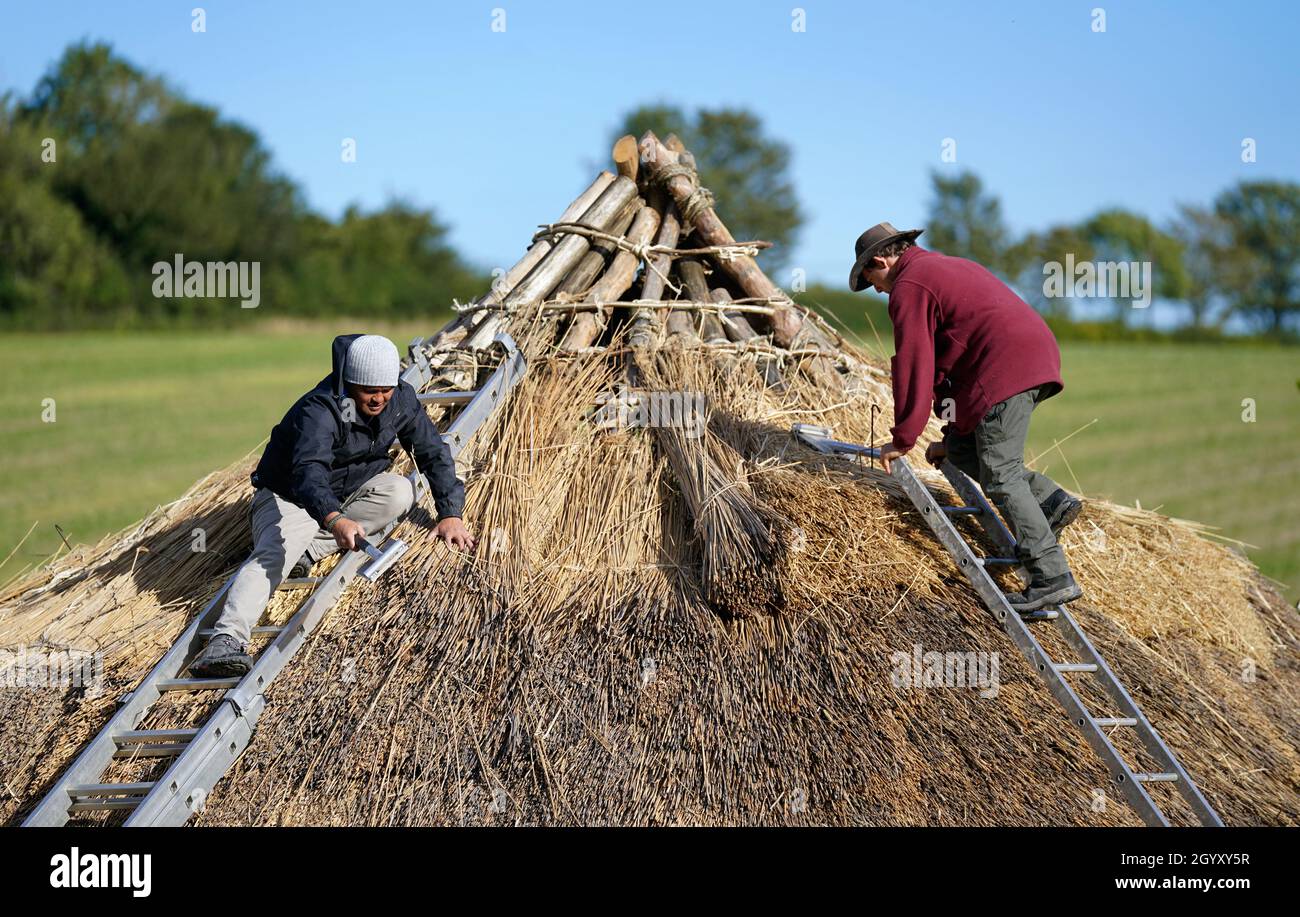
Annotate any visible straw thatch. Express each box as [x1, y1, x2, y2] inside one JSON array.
[[2, 135, 1298, 826]]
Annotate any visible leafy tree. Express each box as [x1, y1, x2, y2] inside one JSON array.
[[1004, 224, 1095, 319], [22, 42, 170, 155], [21, 44, 306, 308], [1008, 211, 1184, 324], [925, 170, 1010, 274], [1171, 204, 1233, 329], [0, 98, 131, 327], [1211, 181, 1300, 334], [1, 42, 484, 328], [297, 202, 485, 317], [1078, 209, 1187, 322]]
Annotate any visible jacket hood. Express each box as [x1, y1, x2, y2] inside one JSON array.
[[329, 333, 366, 399]]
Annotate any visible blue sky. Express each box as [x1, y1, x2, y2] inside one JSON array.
[[1, 0, 1296, 288]]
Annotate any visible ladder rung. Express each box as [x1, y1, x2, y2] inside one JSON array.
[[1134, 772, 1180, 783], [942, 505, 982, 515], [1054, 663, 1098, 673], [198, 625, 282, 638], [1020, 608, 1060, 621], [417, 391, 475, 404], [68, 781, 155, 799], [113, 743, 191, 759], [68, 798, 145, 812], [114, 728, 200, 745], [982, 556, 1019, 567], [277, 577, 320, 590], [1094, 717, 1139, 728], [157, 677, 241, 691]]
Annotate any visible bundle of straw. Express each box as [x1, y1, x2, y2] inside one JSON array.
[[635, 351, 788, 618]]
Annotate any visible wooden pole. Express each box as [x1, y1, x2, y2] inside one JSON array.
[[709, 287, 758, 342], [678, 256, 727, 342], [638, 130, 832, 351], [713, 288, 783, 389], [553, 199, 638, 300], [587, 196, 662, 304], [665, 267, 699, 344], [661, 146, 699, 345], [628, 191, 682, 349], [612, 134, 639, 183], [559, 197, 663, 350]]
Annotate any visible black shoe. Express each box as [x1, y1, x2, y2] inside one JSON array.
[[1007, 573, 1083, 613], [1040, 489, 1083, 537], [288, 552, 312, 580], [189, 634, 253, 678]]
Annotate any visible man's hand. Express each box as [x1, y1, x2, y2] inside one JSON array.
[[330, 516, 365, 552], [878, 444, 909, 474], [435, 516, 476, 552], [925, 440, 948, 469]]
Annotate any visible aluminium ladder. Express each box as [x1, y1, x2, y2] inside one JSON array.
[[791, 423, 1223, 828], [23, 332, 526, 827]]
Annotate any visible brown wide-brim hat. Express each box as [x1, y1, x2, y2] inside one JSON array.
[[848, 222, 923, 291]]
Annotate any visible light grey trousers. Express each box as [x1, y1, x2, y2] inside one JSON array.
[[211, 472, 415, 645]]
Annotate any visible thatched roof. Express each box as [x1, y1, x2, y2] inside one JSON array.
[[3, 135, 1299, 826]]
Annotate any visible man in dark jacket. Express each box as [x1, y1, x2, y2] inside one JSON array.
[[190, 333, 475, 676], [848, 223, 1084, 613]]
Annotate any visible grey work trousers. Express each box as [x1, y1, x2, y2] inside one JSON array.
[[211, 472, 415, 645], [944, 385, 1070, 581]]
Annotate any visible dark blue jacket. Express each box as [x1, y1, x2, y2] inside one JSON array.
[[251, 333, 465, 526]]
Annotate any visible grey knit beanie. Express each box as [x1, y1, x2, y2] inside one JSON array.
[[343, 335, 400, 387]]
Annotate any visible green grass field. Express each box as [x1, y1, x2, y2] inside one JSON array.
[[2, 324, 1297, 600], [0, 319, 436, 586], [1023, 343, 1299, 593]]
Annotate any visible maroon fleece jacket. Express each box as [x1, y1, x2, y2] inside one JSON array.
[[886, 246, 1063, 452]]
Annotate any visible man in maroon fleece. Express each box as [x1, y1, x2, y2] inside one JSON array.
[[848, 222, 1084, 613]]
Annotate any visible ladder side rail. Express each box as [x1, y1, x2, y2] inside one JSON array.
[[937, 459, 1223, 826], [124, 536, 382, 825], [440, 334, 525, 456], [1049, 608, 1225, 826], [885, 456, 1171, 826], [938, 461, 1017, 555], [21, 578, 237, 826], [789, 426, 1169, 825]]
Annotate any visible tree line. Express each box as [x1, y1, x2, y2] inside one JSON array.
[[0, 42, 485, 330], [3, 44, 1296, 337], [611, 104, 1298, 338], [923, 171, 1300, 335]]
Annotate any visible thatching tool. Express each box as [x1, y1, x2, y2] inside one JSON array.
[[356, 536, 408, 583], [790, 422, 1223, 828]]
